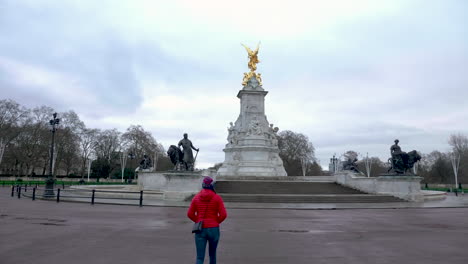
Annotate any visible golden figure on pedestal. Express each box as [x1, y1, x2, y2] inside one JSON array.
[[241, 42, 263, 86]]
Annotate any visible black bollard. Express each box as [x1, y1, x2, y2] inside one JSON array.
[[139, 191, 143, 207], [91, 190, 95, 205], [56, 189, 61, 203], [11, 185, 14, 197], [17, 185, 21, 199], [459, 183, 462, 190], [62, 183, 65, 189], [24, 184, 27, 192], [425, 183, 428, 189], [32, 187, 36, 201]]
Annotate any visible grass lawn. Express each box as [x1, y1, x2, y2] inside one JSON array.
[[422, 187, 467, 192]]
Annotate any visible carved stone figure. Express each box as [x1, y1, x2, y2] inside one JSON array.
[[233, 152, 241, 162], [247, 117, 263, 136], [227, 122, 238, 146], [178, 133, 199, 171], [167, 145, 184, 171], [271, 127, 279, 146], [139, 154, 152, 170], [388, 139, 421, 174], [268, 152, 278, 162]]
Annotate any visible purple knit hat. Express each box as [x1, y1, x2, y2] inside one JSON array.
[[202, 176, 214, 189]]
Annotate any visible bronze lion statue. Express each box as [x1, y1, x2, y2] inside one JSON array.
[[167, 145, 185, 171]]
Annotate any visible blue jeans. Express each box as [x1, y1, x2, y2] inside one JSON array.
[[195, 227, 220, 264]]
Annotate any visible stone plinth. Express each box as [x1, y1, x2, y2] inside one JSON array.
[[138, 171, 204, 201], [217, 76, 287, 177], [335, 171, 424, 201]]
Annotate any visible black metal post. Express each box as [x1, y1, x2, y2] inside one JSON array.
[[32, 188, 36, 201], [17, 185, 21, 199], [459, 183, 462, 189], [62, 183, 65, 189], [24, 184, 27, 192], [91, 189, 95, 205], [139, 191, 143, 207], [11, 185, 14, 197], [44, 113, 60, 198], [56, 189, 60, 203]]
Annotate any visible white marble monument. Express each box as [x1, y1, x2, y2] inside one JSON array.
[[217, 74, 287, 177]]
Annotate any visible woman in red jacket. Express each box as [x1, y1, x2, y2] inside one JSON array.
[[187, 177, 227, 264]]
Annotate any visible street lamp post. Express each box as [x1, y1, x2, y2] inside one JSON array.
[[44, 112, 60, 198], [330, 154, 338, 174], [128, 152, 135, 183]]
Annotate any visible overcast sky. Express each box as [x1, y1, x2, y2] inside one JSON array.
[[1, 0, 467, 170]]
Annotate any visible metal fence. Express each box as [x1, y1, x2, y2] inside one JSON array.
[[7, 184, 145, 207]]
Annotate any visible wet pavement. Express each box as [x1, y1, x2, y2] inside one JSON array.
[[1, 187, 468, 264]]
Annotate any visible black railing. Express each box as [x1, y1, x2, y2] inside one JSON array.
[[12, 185, 145, 207]]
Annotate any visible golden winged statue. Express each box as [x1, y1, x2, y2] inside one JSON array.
[[241, 42, 260, 72], [241, 42, 262, 86]]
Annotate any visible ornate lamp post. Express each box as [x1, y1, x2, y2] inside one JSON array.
[[330, 154, 338, 173], [128, 152, 135, 182], [44, 112, 60, 198]]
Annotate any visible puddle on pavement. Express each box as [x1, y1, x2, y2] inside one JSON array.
[[35, 222, 67, 226], [276, 229, 343, 234], [147, 220, 169, 229]]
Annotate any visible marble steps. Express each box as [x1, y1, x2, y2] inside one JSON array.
[[215, 181, 363, 195], [214, 180, 405, 203], [219, 193, 405, 203]]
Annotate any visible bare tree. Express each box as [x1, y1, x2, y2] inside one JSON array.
[[78, 128, 99, 178], [54, 111, 83, 176], [448, 134, 468, 156], [418, 151, 451, 183], [447, 133, 468, 185], [356, 157, 387, 177], [277, 130, 316, 176], [8, 106, 53, 176], [121, 125, 162, 161], [0, 99, 28, 167], [92, 129, 122, 178], [94, 129, 122, 161]]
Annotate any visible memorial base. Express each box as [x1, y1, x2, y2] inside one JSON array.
[[335, 171, 424, 201], [138, 170, 215, 201]]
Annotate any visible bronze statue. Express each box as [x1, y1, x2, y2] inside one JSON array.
[[167, 145, 184, 171], [342, 157, 361, 173], [178, 133, 199, 171], [388, 139, 421, 174], [139, 154, 152, 170]]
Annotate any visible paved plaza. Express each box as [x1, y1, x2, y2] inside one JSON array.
[[1, 188, 468, 264]]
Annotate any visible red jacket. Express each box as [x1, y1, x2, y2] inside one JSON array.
[[187, 189, 227, 228]]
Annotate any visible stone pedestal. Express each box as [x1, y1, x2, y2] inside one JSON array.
[[217, 76, 287, 177], [138, 171, 204, 201], [335, 171, 424, 201]]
